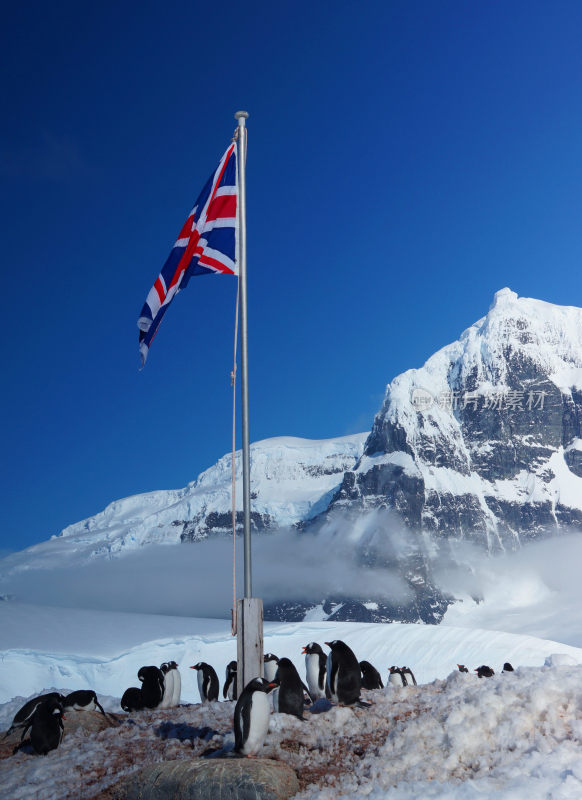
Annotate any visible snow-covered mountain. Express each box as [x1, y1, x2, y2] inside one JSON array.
[[330, 288, 582, 547], [0, 434, 366, 575]]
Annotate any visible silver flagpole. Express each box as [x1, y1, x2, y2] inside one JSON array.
[[235, 110, 263, 694]]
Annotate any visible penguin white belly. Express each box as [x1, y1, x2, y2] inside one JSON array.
[[161, 671, 174, 708], [306, 654, 323, 698], [389, 673, 404, 687], [197, 671, 206, 702], [71, 699, 96, 712], [171, 669, 181, 706], [326, 652, 337, 701], [264, 661, 278, 682], [241, 691, 270, 755]]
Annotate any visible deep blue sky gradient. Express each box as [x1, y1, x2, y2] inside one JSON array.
[[2, 0, 582, 551]]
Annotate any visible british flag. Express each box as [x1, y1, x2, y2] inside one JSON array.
[[138, 141, 238, 366]]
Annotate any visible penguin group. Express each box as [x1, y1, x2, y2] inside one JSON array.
[[121, 661, 182, 712], [6, 687, 109, 757], [456, 661, 515, 677], [387, 665, 417, 687]]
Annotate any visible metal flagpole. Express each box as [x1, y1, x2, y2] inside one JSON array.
[[235, 110, 263, 695]]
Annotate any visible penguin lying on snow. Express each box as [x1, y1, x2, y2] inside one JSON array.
[[138, 666, 165, 708], [360, 660, 384, 690], [234, 677, 278, 756], [191, 662, 219, 703], [475, 665, 495, 678], [4, 692, 65, 740], [502, 662, 514, 673], [223, 660, 238, 701], [303, 643, 329, 700], [325, 640, 369, 707], [274, 657, 307, 720], [63, 690, 110, 720], [121, 687, 144, 713], [15, 697, 65, 756], [457, 664, 469, 673]]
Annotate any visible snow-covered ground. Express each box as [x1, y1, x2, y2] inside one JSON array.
[[2, 591, 582, 798]]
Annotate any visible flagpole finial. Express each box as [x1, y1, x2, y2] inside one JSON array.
[[234, 110, 249, 120]]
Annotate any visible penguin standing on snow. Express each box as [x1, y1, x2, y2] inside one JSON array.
[[303, 642, 329, 700], [16, 697, 65, 756], [63, 690, 109, 719], [223, 660, 238, 701], [4, 692, 65, 740], [234, 677, 278, 756], [388, 666, 407, 687], [158, 663, 174, 708], [325, 640, 363, 705], [121, 687, 144, 713], [168, 661, 181, 706], [190, 662, 219, 703], [138, 665, 165, 708], [274, 657, 306, 720], [401, 666, 417, 686], [360, 660, 384, 690]]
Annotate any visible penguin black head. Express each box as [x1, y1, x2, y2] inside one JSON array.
[[245, 677, 278, 693], [160, 662, 170, 674], [264, 653, 279, 663], [325, 639, 352, 652], [168, 661, 178, 669], [457, 664, 469, 673], [502, 662, 514, 672], [227, 660, 237, 672], [302, 642, 324, 655], [190, 662, 203, 670]]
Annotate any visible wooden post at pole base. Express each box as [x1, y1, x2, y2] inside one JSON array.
[[236, 597, 264, 697]]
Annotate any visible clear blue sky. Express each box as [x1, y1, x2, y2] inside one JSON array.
[[2, 0, 582, 552]]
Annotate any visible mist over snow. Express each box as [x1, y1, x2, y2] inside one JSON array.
[[0, 511, 417, 618], [440, 531, 582, 648]]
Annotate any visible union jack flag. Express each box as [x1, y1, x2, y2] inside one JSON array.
[[138, 141, 238, 366]]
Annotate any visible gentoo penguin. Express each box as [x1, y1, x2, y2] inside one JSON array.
[[360, 660, 384, 690], [388, 666, 407, 687], [475, 665, 495, 678], [137, 665, 165, 708], [168, 661, 181, 707], [457, 664, 469, 673], [63, 690, 109, 719], [234, 677, 278, 756], [223, 660, 238, 701], [325, 640, 362, 705], [4, 692, 65, 740], [263, 653, 280, 683], [303, 642, 329, 700], [502, 662, 514, 673], [401, 666, 417, 686], [121, 687, 144, 713], [158, 663, 173, 708], [274, 657, 306, 720], [18, 697, 65, 756], [190, 662, 219, 703]]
